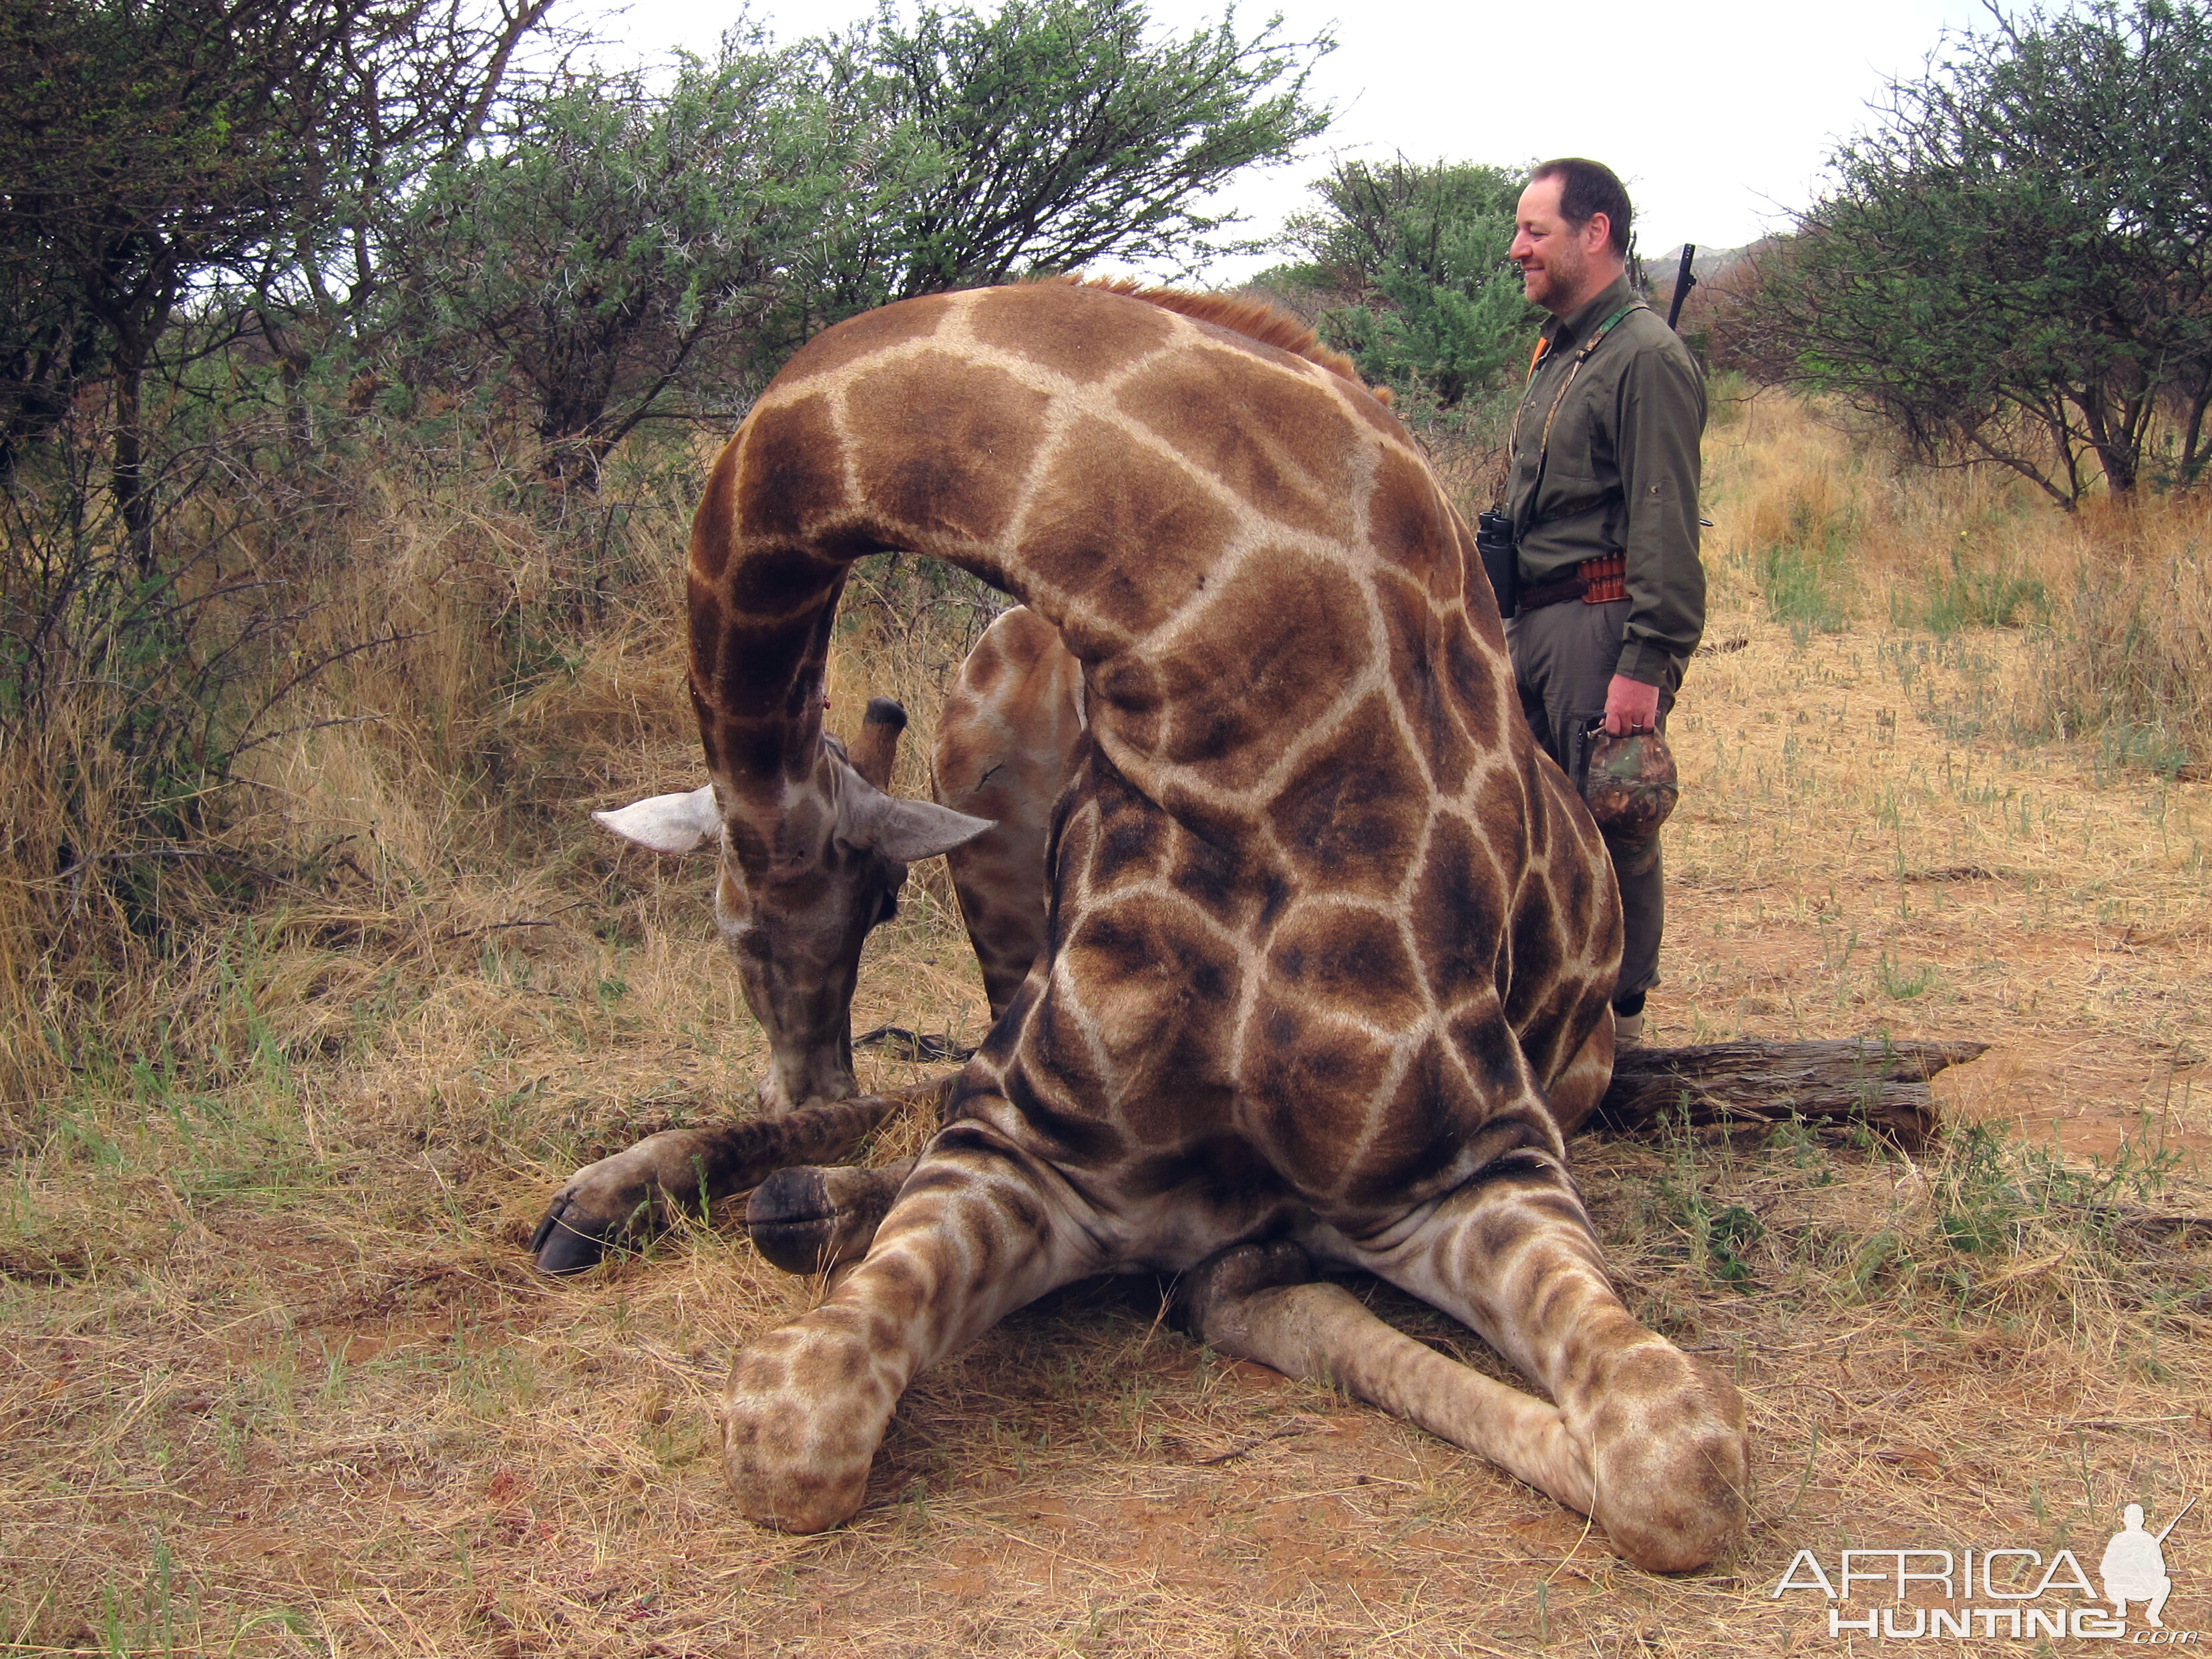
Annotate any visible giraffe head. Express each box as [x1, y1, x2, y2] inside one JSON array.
[[596, 697, 990, 1111]]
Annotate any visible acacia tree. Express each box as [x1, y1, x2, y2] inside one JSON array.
[[388, 0, 1332, 486], [386, 42, 846, 485], [1274, 158, 1530, 407], [1729, 0, 2212, 503], [803, 0, 1332, 319], [0, 0, 556, 556]]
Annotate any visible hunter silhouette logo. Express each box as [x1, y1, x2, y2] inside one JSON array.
[[2103, 1500, 2193, 1630], [1773, 1496, 2201, 1642]]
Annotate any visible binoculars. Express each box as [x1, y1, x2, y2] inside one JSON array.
[[1474, 508, 1519, 619]]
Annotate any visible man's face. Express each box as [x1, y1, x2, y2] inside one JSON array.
[[1511, 176, 1605, 316]]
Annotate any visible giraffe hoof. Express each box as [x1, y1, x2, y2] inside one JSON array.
[[530, 1142, 685, 1275], [1176, 1239, 1313, 1340], [746, 1163, 907, 1275], [745, 1167, 844, 1274], [530, 1197, 614, 1274]]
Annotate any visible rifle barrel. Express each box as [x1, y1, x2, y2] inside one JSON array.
[[1665, 244, 1698, 331], [2155, 1494, 2199, 1543]]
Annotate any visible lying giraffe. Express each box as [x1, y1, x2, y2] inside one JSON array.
[[537, 278, 1746, 1571]]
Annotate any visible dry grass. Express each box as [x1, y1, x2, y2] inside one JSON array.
[[3, 399, 2211, 1655]]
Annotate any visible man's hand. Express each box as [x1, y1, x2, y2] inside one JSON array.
[[1603, 674, 1660, 736]]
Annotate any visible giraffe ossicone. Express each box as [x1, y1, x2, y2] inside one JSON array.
[[546, 277, 1746, 1573]]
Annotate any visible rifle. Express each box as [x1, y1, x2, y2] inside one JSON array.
[[1665, 244, 1698, 331], [2156, 1495, 2199, 1544]]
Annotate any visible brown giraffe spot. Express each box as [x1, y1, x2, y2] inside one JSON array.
[[1025, 979, 1109, 1108], [1153, 546, 1371, 792], [1244, 990, 1399, 1185], [725, 545, 846, 628], [1366, 449, 1453, 572], [1347, 1035, 1485, 1206], [777, 292, 954, 385], [1023, 412, 1239, 638], [849, 351, 1051, 549], [1452, 513, 1512, 647], [1411, 811, 1509, 1006], [1444, 628, 1505, 753], [1346, 387, 1413, 443], [689, 442, 742, 581], [1373, 565, 1478, 797], [1121, 1129, 1281, 1206], [968, 283, 1176, 382], [1115, 349, 1361, 540], [1505, 872, 1570, 1004], [1266, 692, 1427, 899], [687, 572, 726, 693], [1263, 899, 1425, 1031], [1446, 998, 1529, 1101], [998, 1065, 1126, 1167], [1084, 777, 1168, 892], [1163, 821, 1247, 924], [709, 613, 828, 734], [1085, 652, 1165, 753], [1056, 897, 1237, 1101], [1504, 974, 1592, 1073], [733, 395, 849, 546]]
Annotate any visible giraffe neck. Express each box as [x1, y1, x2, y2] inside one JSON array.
[[692, 283, 1481, 858]]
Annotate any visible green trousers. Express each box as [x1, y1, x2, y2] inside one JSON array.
[[1506, 598, 1675, 1007]]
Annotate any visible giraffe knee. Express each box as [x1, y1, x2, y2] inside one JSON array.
[[721, 1317, 897, 1533], [1579, 1346, 1748, 1573]]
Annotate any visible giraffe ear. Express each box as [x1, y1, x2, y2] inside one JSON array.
[[593, 785, 721, 854], [840, 787, 993, 863]]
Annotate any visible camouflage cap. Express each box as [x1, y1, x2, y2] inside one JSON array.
[[1583, 727, 1680, 839]]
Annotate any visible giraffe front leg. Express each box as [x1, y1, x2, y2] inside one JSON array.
[[531, 1091, 918, 1274], [745, 1159, 914, 1273], [722, 1123, 1101, 1532], [1359, 1157, 1747, 1573]]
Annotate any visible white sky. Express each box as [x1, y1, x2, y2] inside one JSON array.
[[597, 0, 2008, 281]]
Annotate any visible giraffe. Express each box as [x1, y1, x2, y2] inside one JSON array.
[[536, 277, 1746, 1572]]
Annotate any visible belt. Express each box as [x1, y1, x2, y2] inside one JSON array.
[[1517, 554, 1627, 612]]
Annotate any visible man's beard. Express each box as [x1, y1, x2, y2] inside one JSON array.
[[1524, 238, 1588, 312]]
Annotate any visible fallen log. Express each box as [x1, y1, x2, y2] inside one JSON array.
[[1591, 1039, 1988, 1153]]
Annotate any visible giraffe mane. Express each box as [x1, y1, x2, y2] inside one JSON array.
[[1063, 276, 1395, 406]]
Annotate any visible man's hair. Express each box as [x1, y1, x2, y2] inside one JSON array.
[[1529, 158, 1632, 258]]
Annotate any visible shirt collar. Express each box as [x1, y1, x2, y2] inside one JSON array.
[[1542, 271, 1639, 351]]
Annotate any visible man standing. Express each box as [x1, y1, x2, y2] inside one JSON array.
[[1503, 158, 1705, 1047]]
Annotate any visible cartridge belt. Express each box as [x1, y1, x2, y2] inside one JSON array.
[[1517, 554, 1628, 612]]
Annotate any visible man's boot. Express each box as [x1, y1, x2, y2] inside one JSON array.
[[1613, 991, 1646, 1049]]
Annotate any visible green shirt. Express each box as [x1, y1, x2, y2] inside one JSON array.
[[1505, 272, 1707, 687]]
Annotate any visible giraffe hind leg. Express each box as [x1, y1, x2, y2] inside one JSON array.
[[723, 1121, 1105, 1532], [1346, 1155, 1747, 1572], [1179, 1242, 1599, 1516]]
